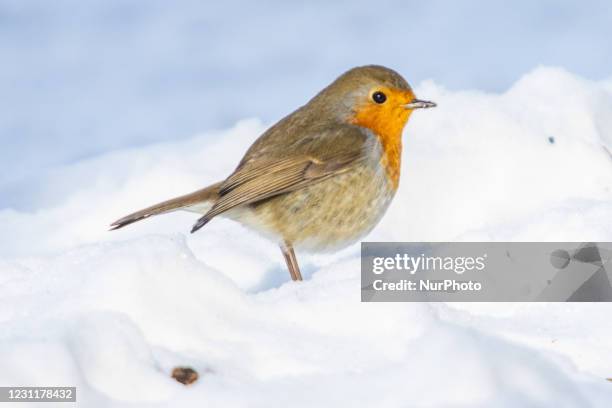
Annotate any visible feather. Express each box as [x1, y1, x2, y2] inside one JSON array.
[[110, 182, 222, 230]]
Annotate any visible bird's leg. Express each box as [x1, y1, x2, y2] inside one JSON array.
[[280, 242, 303, 281]]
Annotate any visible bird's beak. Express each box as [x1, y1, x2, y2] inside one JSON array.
[[403, 99, 436, 110]]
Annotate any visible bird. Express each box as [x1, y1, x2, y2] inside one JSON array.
[[110, 65, 435, 281]]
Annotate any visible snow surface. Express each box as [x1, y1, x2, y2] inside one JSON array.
[[1, 67, 612, 406]]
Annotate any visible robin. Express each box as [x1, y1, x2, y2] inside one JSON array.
[[110, 65, 435, 281]]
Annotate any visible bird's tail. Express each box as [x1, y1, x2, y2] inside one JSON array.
[[110, 182, 222, 230]]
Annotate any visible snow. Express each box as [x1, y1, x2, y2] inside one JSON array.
[[1, 67, 612, 406]]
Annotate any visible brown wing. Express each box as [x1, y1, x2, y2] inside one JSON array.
[[190, 126, 368, 233]]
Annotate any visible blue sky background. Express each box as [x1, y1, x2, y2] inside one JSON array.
[[1, 0, 611, 209]]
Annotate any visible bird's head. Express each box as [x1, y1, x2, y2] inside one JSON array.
[[305, 65, 436, 188], [311, 65, 435, 138]]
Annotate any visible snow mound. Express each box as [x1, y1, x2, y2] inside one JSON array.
[[2, 236, 611, 407], [1, 67, 612, 406]]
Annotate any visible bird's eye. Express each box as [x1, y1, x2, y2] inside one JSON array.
[[372, 91, 387, 104]]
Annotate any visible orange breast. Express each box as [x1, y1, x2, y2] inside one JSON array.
[[351, 104, 411, 189]]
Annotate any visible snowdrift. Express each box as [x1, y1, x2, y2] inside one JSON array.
[[1, 67, 612, 406]]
